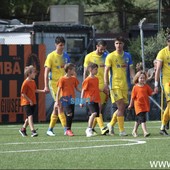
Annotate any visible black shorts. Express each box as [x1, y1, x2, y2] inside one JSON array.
[[86, 102, 99, 117], [135, 112, 146, 124], [23, 105, 36, 117], [63, 104, 75, 117]]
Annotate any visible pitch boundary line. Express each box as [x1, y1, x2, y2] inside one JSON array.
[[0, 137, 169, 154], [0, 136, 169, 146], [0, 139, 146, 154], [0, 138, 144, 145]]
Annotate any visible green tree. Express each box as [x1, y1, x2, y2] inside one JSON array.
[[162, 0, 170, 27], [128, 28, 169, 70], [0, 0, 55, 23], [0, 0, 164, 33]]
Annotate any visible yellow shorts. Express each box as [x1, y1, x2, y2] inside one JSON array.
[[110, 89, 128, 104], [49, 80, 58, 100], [164, 83, 170, 102], [100, 91, 107, 105]]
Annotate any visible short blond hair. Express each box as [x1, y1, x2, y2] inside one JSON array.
[[24, 65, 36, 77]]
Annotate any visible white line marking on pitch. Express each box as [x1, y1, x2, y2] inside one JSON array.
[[0, 139, 140, 145], [0, 139, 145, 154], [0, 137, 169, 146]]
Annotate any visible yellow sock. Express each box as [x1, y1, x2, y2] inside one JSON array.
[[97, 113, 104, 130], [117, 116, 125, 132], [162, 103, 170, 126], [49, 113, 58, 128], [58, 112, 66, 127], [92, 118, 97, 129], [110, 110, 118, 126]]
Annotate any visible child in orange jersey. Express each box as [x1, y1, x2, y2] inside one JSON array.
[[54, 63, 81, 136], [128, 71, 156, 137], [19, 65, 45, 137], [80, 63, 101, 137]]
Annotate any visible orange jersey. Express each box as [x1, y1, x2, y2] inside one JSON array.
[[131, 84, 153, 115], [82, 76, 101, 103], [20, 79, 37, 106], [58, 76, 79, 98]]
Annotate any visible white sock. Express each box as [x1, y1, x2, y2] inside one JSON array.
[[160, 124, 165, 130]]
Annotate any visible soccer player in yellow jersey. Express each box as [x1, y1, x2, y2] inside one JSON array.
[[44, 36, 70, 136], [155, 35, 170, 136], [83, 40, 109, 135], [104, 36, 135, 136]]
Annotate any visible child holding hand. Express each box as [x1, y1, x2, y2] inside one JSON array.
[[19, 65, 45, 137], [80, 63, 101, 137], [128, 71, 156, 137]]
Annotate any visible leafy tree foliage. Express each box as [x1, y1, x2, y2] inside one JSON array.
[[0, 0, 160, 32], [0, 0, 54, 23], [128, 28, 170, 69]]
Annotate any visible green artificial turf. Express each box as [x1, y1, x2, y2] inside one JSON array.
[[0, 121, 170, 169]]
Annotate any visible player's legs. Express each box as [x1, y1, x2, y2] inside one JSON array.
[[110, 110, 118, 126], [48, 109, 58, 130], [19, 117, 29, 137], [137, 112, 150, 137], [141, 122, 150, 137], [22, 118, 29, 129], [106, 110, 118, 135], [47, 81, 66, 136], [132, 121, 139, 137], [160, 83, 170, 136], [64, 104, 75, 136], [109, 89, 128, 136], [56, 100, 67, 135], [19, 105, 38, 137], [116, 99, 127, 135], [92, 92, 109, 135], [86, 103, 99, 137], [160, 102, 170, 136], [161, 104, 170, 127]]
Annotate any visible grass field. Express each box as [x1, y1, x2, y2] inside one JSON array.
[[0, 121, 170, 169]]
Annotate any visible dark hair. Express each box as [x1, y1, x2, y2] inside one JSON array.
[[64, 63, 75, 73], [87, 62, 98, 71], [115, 36, 125, 43], [136, 62, 143, 71], [96, 40, 107, 46], [55, 36, 65, 44]]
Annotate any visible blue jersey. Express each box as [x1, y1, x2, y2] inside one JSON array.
[[123, 52, 133, 89]]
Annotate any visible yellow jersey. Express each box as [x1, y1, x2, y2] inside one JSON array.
[[105, 51, 129, 90], [156, 46, 170, 85], [44, 50, 70, 83], [84, 51, 107, 89]]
